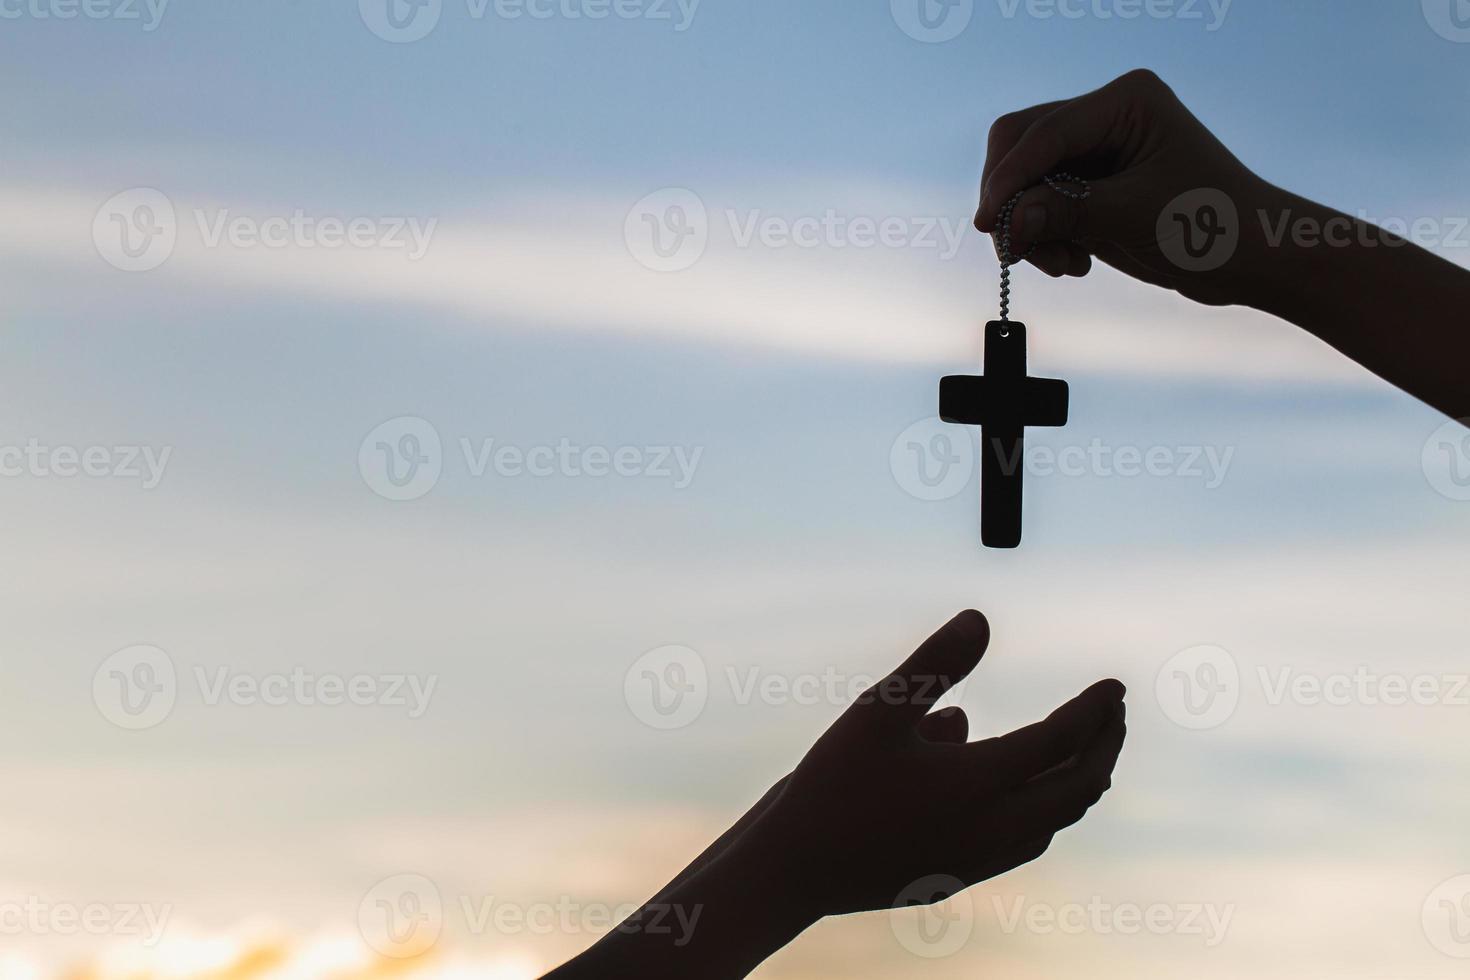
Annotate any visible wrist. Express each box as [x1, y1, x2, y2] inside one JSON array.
[[1229, 183, 1346, 325], [1218, 180, 1295, 313], [722, 813, 825, 931]]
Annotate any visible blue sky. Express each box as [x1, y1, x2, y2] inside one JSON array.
[[2, 1, 1470, 977]]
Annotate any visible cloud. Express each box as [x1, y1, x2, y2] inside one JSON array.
[[1, 182, 1373, 384]]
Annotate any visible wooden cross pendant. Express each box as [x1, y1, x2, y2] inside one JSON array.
[[939, 321, 1069, 549]]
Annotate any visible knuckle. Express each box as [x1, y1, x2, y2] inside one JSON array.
[[988, 111, 1028, 148], [1040, 726, 1070, 759], [1121, 67, 1161, 88], [1119, 67, 1170, 99]]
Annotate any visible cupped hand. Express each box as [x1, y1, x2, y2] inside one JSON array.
[[746, 610, 1127, 919]]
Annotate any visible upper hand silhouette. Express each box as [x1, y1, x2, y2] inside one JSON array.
[[974, 68, 1269, 306], [972, 69, 1470, 419]]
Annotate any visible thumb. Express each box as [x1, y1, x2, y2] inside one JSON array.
[[918, 705, 969, 744], [1000, 177, 1132, 253]]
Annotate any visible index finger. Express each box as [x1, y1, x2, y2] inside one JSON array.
[[979, 99, 1067, 217], [852, 610, 990, 733], [976, 77, 1136, 231]]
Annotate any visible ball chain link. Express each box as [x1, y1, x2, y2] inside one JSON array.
[[995, 173, 1090, 332]]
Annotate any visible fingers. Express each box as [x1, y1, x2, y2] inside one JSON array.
[[855, 610, 990, 733], [980, 99, 1067, 207], [958, 833, 1054, 887], [1026, 242, 1092, 279], [1002, 704, 1126, 834], [977, 69, 1167, 232], [1001, 176, 1133, 257], [976, 679, 1126, 786], [918, 705, 969, 744]]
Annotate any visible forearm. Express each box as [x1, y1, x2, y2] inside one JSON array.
[[543, 823, 814, 980], [1241, 186, 1470, 419], [647, 776, 789, 904]]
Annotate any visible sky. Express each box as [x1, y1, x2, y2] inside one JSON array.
[[2, 0, 1470, 977]]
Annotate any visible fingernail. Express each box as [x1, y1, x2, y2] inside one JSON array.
[[1020, 203, 1047, 241]]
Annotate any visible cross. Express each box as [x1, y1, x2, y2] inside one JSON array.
[[940, 321, 1069, 549]]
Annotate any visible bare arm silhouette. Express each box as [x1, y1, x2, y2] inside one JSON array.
[[975, 68, 1470, 420], [544, 611, 1127, 979]]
